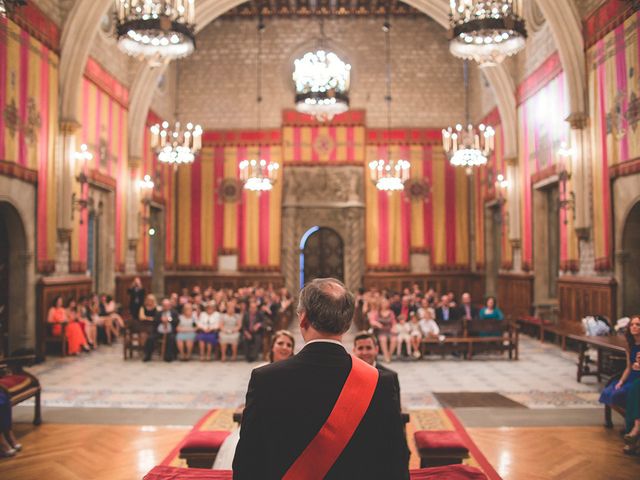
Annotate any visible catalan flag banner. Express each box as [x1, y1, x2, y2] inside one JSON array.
[[366, 129, 470, 271], [587, 12, 640, 271], [282, 109, 365, 164], [517, 68, 576, 273], [0, 18, 58, 272], [70, 73, 129, 272]]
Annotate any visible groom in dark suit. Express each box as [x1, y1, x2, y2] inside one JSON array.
[[233, 278, 409, 480]]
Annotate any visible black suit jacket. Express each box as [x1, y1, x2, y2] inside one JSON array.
[[435, 306, 460, 322], [457, 304, 479, 321], [233, 342, 409, 480], [376, 363, 401, 402], [152, 309, 178, 334]]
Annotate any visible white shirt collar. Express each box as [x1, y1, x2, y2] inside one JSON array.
[[304, 339, 345, 349]]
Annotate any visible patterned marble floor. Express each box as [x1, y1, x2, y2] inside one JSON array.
[[22, 331, 603, 411]]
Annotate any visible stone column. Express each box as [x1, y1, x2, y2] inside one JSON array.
[[56, 119, 81, 275], [505, 156, 521, 271], [127, 156, 142, 274], [567, 113, 595, 274]]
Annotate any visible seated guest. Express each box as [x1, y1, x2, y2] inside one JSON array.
[[395, 314, 412, 358], [435, 294, 459, 323], [47, 296, 89, 355], [389, 292, 402, 317], [409, 312, 422, 358], [242, 299, 265, 362], [77, 296, 97, 349], [176, 303, 197, 361], [353, 331, 401, 401], [457, 292, 478, 322], [369, 298, 397, 363], [143, 299, 178, 362], [127, 277, 145, 319], [101, 295, 124, 342], [196, 301, 220, 362], [219, 299, 241, 362], [478, 296, 504, 321], [137, 294, 158, 349], [418, 306, 440, 339], [601, 315, 640, 455]]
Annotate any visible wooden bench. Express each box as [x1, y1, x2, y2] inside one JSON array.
[[0, 354, 42, 425], [542, 320, 585, 350], [516, 316, 552, 341], [567, 334, 627, 383], [421, 320, 519, 360]]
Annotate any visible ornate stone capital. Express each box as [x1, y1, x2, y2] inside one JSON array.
[[509, 238, 521, 249], [615, 250, 630, 262], [57, 227, 72, 242], [129, 156, 143, 170], [504, 156, 518, 167], [128, 238, 139, 250], [574, 226, 590, 241], [565, 112, 588, 130], [59, 119, 82, 135]]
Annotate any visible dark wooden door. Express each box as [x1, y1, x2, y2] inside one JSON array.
[[0, 215, 9, 356], [303, 228, 344, 284]]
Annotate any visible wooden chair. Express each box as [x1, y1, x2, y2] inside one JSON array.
[[44, 322, 67, 357], [123, 317, 144, 360], [0, 354, 41, 425]]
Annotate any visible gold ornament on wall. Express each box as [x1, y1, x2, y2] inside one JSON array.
[[218, 178, 242, 203], [405, 178, 431, 202]]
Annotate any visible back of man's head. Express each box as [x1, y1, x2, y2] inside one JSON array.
[[298, 278, 355, 335]]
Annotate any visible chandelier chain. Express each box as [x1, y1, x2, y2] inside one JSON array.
[[384, 10, 392, 159], [257, 14, 264, 157]]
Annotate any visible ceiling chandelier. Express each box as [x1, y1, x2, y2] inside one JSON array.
[[0, 0, 26, 17], [448, 0, 527, 67], [368, 18, 410, 192], [442, 60, 494, 169], [293, 20, 350, 122], [150, 121, 202, 165], [240, 18, 280, 192], [114, 0, 196, 65]]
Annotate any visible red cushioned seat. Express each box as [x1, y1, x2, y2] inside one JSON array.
[[0, 374, 32, 393], [180, 431, 231, 454], [414, 430, 468, 453]]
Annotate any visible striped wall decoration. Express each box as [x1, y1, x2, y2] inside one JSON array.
[[71, 72, 129, 272], [517, 69, 577, 272], [588, 12, 640, 271], [0, 18, 58, 272]]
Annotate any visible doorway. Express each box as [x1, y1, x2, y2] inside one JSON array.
[[533, 183, 560, 310], [299, 227, 344, 289], [485, 202, 503, 297], [622, 201, 640, 316]]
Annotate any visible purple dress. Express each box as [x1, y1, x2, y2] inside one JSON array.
[[600, 343, 640, 407]]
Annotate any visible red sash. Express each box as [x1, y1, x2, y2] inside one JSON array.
[[283, 355, 379, 480]]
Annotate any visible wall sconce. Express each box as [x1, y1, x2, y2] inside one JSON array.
[[557, 141, 575, 225], [71, 144, 93, 225], [495, 173, 509, 203]]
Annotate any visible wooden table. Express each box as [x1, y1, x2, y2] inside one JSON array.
[[567, 334, 627, 383]]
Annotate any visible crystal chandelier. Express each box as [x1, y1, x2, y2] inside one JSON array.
[[150, 121, 202, 165], [240, 18, 280, 192], [448, 0, 527, 67], [442, 60, 494, 169], [368, 18, 410, 192], [293, 20, 350, 122], [115, 0, 196, 65], [0, 0, 26, 17]]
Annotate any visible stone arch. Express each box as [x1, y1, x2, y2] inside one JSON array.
[[621, 200, 640, 316], [0, 183, 36, 354]]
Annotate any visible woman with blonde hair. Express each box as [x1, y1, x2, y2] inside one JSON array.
[[269, 330, 295, 363]]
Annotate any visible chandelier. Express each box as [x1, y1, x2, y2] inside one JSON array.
[[448, 0, 527, 67], [293, 19, 350, 122], [0, 0, 26, 17], [368, 19, 410, 192], [150, 121, 202, 165], [240, 18, 280, 192], [114, 0, 196, 64], [442, 60, 494, 169]]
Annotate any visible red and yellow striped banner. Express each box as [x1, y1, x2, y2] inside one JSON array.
[[0, 18, 58, 272], [588, 12, 640, 271], [282, 124, 365, 164]]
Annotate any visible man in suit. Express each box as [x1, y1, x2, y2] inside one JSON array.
[[233, 278, 409, 480], [435, 294, 460, 323], [353, 331, 401, 401], [143, 298, 178, 362], [457, 292, 479, 322], [241, 299, 265, 362]]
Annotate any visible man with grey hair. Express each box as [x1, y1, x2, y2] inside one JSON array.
[[233, 278, 409, 479]]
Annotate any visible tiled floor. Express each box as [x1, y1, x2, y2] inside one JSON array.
[[23, 329, 604, 411]]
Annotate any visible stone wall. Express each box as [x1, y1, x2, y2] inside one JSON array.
[[178, 16, 482, 130]]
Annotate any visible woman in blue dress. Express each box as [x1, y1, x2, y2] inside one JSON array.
[[600, 314, 640, 453]]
